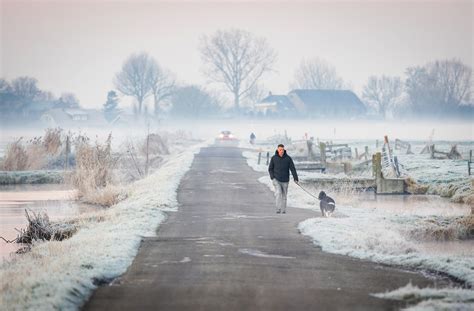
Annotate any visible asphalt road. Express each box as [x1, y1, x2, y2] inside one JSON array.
[[84, 143, 433, 311]]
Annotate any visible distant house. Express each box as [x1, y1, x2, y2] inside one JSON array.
[[41, 108, 108, 127], [287, 89, 366, 118], [254, 93, 295, 116], [254, 89, 366, 118]]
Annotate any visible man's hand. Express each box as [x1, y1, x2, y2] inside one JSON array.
[[294, 179, 299, 184]]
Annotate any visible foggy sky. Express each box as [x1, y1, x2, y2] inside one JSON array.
[[1, 0, 472, 109]]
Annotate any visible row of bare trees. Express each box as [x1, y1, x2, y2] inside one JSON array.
[[362, 76, 403, 118], [114, 53, 175, 116], [4, 29, 469, 120], [115, 28, 471, 120], [291, 58, 346, 90], [114, 29, 276, 116], [289, 57, 471, 119], [405, 59, 472, 115], [363, 59, 472, 118], [0, 77, 80, 118]]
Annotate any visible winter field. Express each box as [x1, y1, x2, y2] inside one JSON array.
[[0, 119, 472, 310], [240, 129, 474, 310]]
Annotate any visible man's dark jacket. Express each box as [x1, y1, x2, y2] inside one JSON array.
[[268, 150, 299, 183]]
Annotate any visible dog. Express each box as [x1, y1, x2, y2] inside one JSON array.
[[318, 191, 335, 217]]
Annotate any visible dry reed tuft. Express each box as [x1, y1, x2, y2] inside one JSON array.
[[69, 133, 126, 206], [405, 177, 429, 194], [0, 209, 77, 248], [25, 137, 48, 170], [42, 127, 63, 155], [81, 184, 127, 207], [457, 215, 474, 238], [72, 134, 112, 191], [409, 215, 474, 241], [2, 128, 65, 171], [2, 138, 28, 170], [427, 180, 474, 205]]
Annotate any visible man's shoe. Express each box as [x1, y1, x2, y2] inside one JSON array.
[[276, 210, 281, 214], [282, 211, 286, 214]]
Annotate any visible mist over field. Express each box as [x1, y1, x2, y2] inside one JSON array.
[[1, 119, 472, 150]]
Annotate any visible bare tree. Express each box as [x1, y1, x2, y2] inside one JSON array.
[[149, 62, 175, 116], [0, 79, 14, 115], [362, 75, 403, 118], [56, 92, 80, 108], [36, 90, 56, 102], [405, 66, 438, 114], [11, 76, 40, 101], [170, 85, 220, 118], [432, 59, 471, 107], [115, 52, 155, 115], [242, 83, 268, 108], [0, 78, 11, 94], [291, 58, 345, 90], [199, 29, 276, 112], [406, 59, 472, 115]]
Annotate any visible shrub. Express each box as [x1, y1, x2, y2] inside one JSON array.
[[2, 139, 28, 171], [69, 134, 126, 206]]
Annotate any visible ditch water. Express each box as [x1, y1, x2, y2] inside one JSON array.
[[0, 183, 103, 262]]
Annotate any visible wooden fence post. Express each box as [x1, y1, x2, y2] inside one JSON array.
[[65, 135, 70, 171], [319, 142, 327, 167]]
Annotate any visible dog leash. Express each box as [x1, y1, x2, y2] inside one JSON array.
[[295, 182, 320, 200]]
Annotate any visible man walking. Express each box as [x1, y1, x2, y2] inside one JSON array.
[[268, 144, 299, 214]]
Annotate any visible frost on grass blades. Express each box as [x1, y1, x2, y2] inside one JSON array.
[[297, 205, 473, 282], [241, 144, 474, 310], [372, 283, 474, 311], [0, 142, 206, 310]]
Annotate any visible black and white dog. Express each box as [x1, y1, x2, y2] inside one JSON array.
[[318, 191, 336, 217]]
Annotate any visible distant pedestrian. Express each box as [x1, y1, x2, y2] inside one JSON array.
[[250, 132, 256, 145], [268, 144, 298, 214]]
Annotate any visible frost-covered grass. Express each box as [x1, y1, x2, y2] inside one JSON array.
[[0, 140, 208, 310], [293, 190, 474, 309], [382, 144, 468, 188], [297, 207, 474, 286], [242, 146, 474, 310], [0, 170, 64, 185], [427, 180, 474, 206], [372, 283, 474, 311], [243, 138, 474, 205]]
